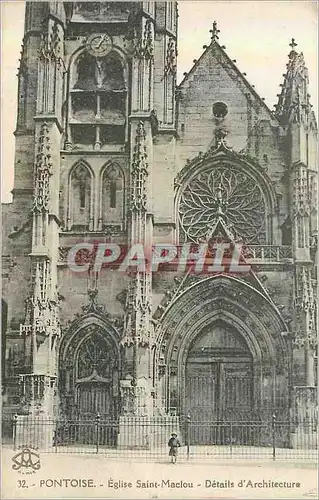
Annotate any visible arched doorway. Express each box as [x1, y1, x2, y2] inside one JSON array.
[[154, 275, 290, 439], [58, 317, 121, 446], [186, 321, 253, 422], [59, 315, 121, 415], [74, 330, 119, 419]]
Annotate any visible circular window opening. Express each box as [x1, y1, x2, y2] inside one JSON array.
[[213, 102, 228, 118]]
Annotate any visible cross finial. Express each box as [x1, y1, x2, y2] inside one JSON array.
[[288, 38, 298, 60], [209, 21, 220, 42], [289, 38, 297, 50]]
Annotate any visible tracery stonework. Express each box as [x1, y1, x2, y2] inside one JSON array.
[[33, 122, 53, 213], [2, 4, 317, 448], [178, 164, 267, 243], [76, 333, 113, 380]]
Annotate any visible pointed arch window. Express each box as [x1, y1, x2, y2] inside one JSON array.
[[68, 51, 127, 151], [99, 164, 124, 229], [68, 162, 93, 231]]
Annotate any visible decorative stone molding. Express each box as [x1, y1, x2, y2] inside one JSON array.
[[58, 315, 121, 418], [19, 374, 56, 411], [130, 121, 149, 212], [174, 140, 277, 215], [68, 288, 124, 334], [133, 19, 154, 60], [32, 123, 52, 213], [19, 296, 61, 346], [39, 20, 64, 68], [292, 162, 310, 217], [154, 275, 288, 361], [208, 43, 273, 121], [153, 274, 289, 416], [165, 37, 177, 75], [19, 256, 61, 347], [292, 266, 316, 349], [122, 271, 152, 347]]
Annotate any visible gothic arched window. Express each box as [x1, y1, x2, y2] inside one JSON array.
[[68, 51, 127, 150], [68, 162, 93, 231], [100, 164, 124, 229]]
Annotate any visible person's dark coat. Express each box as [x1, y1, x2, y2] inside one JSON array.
[[168, 436, 181, 456]]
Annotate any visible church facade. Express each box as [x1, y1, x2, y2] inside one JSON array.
[[2, 2, 318, 446]]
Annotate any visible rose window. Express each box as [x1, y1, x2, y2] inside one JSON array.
[[178, 165, 266, 244]]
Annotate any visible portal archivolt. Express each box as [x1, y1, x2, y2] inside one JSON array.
[[59, 315, 121, 419], [154, 275, 289, 420]]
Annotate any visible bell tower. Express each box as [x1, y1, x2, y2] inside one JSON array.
[[16, 1, 65, 417], [11, 1, 178, 422]]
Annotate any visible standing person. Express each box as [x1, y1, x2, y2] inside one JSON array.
[[168, 432, 180, 464]]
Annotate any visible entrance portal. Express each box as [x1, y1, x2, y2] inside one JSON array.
[[185, 322, 253, 444], [74, 333, 118, 419], [59, 321, 120, 446], [155, 275, 290, 447]]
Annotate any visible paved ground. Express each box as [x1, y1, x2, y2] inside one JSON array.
[[2, 446, 318, 499]]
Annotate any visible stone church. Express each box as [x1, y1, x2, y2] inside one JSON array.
[[2, 1, 318, 446]]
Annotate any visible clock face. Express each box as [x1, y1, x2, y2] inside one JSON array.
[[86, 33, 113, 57]]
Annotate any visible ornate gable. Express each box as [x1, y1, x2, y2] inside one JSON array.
[[175, 140, 277, 245], [178, 22, 277, 124]]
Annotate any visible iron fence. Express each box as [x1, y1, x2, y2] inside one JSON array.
[[2, 414, 317, 461]]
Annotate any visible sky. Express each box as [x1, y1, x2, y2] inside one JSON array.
[[1, 1, 318, 203]]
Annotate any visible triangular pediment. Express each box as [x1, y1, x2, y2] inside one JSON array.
[[178, 40, 277, 124]]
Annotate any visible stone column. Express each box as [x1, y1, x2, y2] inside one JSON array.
[[16, 14, 64, 447], [290, 386, 317, 449]]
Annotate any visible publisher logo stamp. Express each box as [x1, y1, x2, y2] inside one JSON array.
[[12, 447, 41, 474]]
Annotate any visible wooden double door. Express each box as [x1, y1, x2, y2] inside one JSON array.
[[75, 382, 114, 419], [185, 323, 254, 444], [186, 359, 253, 421]]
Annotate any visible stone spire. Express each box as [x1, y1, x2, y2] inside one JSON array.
[[274, 38, 310, 124]]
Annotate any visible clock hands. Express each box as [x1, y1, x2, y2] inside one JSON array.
[[86, 33, 112, 57], [97, 34, 107, 50]]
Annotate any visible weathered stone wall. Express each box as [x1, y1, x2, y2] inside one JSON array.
[[2, 2, 317, 425], [58, 267, 128, 331]]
